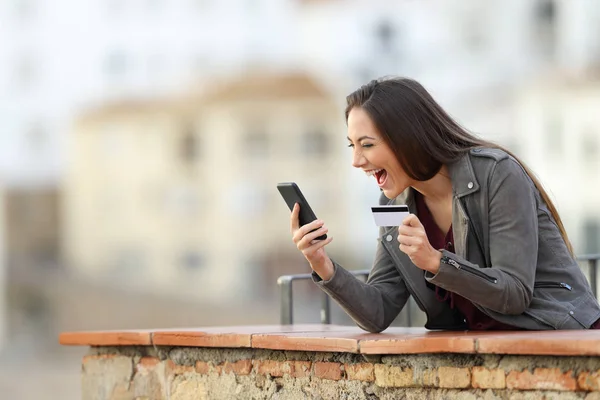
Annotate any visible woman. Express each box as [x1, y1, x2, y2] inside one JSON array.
[[290, 77, 600, 331]]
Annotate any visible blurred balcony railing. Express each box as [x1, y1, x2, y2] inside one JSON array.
[[278, 254, 600, 326], [579, 254, 599, 298]]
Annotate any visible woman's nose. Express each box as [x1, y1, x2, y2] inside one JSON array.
[[352, 150, 365, 168]]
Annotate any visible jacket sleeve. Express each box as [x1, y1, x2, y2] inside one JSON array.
[[312, 234, 410, 333], [425, 157, 537, 315]]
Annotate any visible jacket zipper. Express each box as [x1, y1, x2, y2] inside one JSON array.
[[441, 256, 498, 284], [534, 281, 572, 291]]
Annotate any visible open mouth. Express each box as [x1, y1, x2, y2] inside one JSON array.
[[375, 169, 387, 186], [366, 169, 388, 187]]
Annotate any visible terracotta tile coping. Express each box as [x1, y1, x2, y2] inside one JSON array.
[[59, 324, 600, 356]]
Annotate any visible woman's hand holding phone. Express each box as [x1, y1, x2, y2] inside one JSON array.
[[290, 203, 335, 280]]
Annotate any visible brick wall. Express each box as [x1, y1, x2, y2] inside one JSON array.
[[82, 347, 600, 399]]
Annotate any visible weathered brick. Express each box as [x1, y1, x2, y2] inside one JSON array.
[[288, 361, 312, 378], [110, 383, 133, 400], [132, 359, 165, 399], [253, 360, 285, 377], [345, 363, 375, 382], [166, 360, 195, 376], [136, 357, 160, 372], [437, 367, 471, 388], [578, 371, 600, 391], [508, 392, 583, 400], [314, 362, 342, 381], [506, 368, 577, 391], [374, 364, 414, 387], [251, 360, 311, 378], [195, 361, 210, 375], [223, 360, 253, 376], [421, 369, 437, 387], [471, 367, 506, 389]]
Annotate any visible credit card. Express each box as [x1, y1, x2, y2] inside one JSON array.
[[371, 205, 410, 227]]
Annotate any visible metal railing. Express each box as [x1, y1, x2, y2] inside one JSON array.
[[579, 254, 599, 298], [277, 254, 600, 326], [277, 269, 370, 325]]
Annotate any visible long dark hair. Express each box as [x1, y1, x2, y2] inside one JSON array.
[[345, 77, 573, 255]]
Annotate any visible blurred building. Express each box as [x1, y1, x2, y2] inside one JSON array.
[[0, 184, 61, 351], [3, 0, 600, 189], [299, 0, 600, 98], [4, 187, 61, 273], [63, 72, 354, 301], [514, 70, 600, 255]]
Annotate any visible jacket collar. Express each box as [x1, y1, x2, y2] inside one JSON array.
[[388, 150, 480, 208], [448, 151, 479, 198]]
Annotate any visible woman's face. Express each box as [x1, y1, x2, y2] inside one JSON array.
[[347, 107, 411, 199]]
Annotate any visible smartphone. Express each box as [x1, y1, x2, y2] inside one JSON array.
[[277, 182, 327, 240]]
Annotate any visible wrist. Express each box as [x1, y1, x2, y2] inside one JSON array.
[[311, 257, 334, 281], [427, 250, 442, 274]]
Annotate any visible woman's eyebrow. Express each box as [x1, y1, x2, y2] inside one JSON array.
[[347, 135, 376, 142]]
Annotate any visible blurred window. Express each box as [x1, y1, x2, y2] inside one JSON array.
[[243, 130, 269, 158], [536, 0, 555, 23], [302, 130, 329, 157], [375, 20, 396, 53], [583, 220, 600, 254], [180, 125, 199, 164], [534, 0, 556, 57], [105, 51, 128, 78], [179, 251, 204, 270]]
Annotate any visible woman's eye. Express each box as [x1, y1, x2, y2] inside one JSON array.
[[347, 143, 354, 148], [361, 143, 373, 148]]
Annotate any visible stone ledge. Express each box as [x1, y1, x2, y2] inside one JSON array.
[[79, 346, 600, 399], [59, 324, 600, 356]]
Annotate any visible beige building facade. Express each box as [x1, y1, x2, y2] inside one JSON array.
[[63, 73, 354, 301], [514, 71, 600, 255]]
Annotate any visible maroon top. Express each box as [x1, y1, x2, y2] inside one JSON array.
[[415, 191, 600, 330], [415, 191, 520, 330]]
